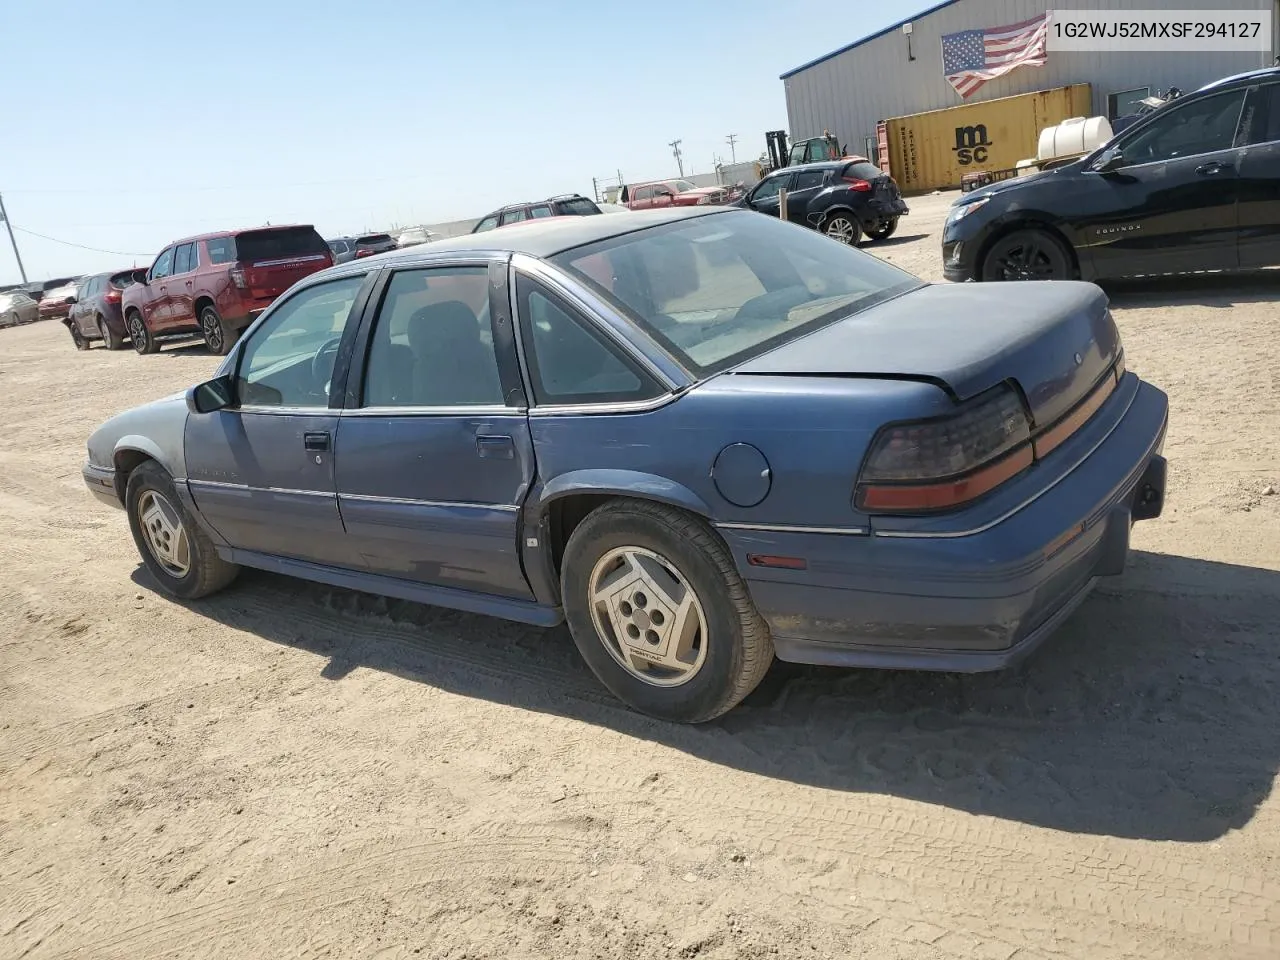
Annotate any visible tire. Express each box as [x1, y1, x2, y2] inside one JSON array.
[[980, 228, 1074, 282], [864, 217, 899, 242], [820, 212, 861, 246], [199, 305, 236, 356], [98, 316, 125, 351], [3, 312, 17, 328], [66, 320, 90, 351], [560, 499, 774, 723], [126, 460, 239, 600], [128, 310, 159, 355]]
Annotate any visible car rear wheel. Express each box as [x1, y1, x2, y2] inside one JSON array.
[[200, 305, 238, 356], [126, 460, 239, 600], [66, 320, 90, 350], [128, 311, 159, 354], [821, 213, 861, 246], [864, 217, 899, 241], [560, 499, 774, 723], [98, 316, 124, 351], [980, 229, 1074, 281]]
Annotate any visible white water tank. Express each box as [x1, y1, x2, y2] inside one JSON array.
[[1037, 116, 1114, 163]]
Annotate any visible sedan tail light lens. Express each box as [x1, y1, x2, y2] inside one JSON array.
[[856, 385, 1033, 513], [843, 177, 873, 192]]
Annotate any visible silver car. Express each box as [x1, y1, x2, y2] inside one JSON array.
[[0, 290, 40, 327]]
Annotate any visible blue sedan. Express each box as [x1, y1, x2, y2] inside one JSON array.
[[83, 208, 1169, 722]]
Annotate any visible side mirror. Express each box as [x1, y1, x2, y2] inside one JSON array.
[[186, 375, 235, 414], [1093, 147, 1126, 173], [133, 269, 149, 284], [65, 296, 77, 305]]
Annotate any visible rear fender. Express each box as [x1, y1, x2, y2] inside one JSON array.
[[535, 469, 712, 518]]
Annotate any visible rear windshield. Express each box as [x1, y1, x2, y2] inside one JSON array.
[[556, 197, 600, 216], [356, 234, 393, 246], [842, 161, 883, 181], [233, 227, 328, 262], [109, 271, 138, 289]]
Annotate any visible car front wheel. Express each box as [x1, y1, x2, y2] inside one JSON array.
[[128, 311, 159, 354], [864, 217, 899, 241], [821, 213, 861, 246], [980, 228, 1074, 281], [126, 460, 239, 600], [560, 499, 774, 723]]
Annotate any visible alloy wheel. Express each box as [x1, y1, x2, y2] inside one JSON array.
[[588, 546, 709, 687], [201, 309, 223, 353], [824, 217, 857, 244], [137, 490, 191, 578], [129, 315, 149, 352], [991, 238, 1062, 280]]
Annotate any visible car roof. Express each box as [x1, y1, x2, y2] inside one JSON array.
[[357, 207, 725, 263], [167, 223, 318, 245], [1197, 66, 1280, 92]]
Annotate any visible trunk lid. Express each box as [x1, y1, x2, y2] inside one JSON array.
[[732, 281, 1120, 428], [234, 227, 333, 298]]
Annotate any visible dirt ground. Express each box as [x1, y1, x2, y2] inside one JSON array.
[[4, 192, 1280, 960]]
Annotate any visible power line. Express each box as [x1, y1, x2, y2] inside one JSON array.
[[11, 226, 151, 258]]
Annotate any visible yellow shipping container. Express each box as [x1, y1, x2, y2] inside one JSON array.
[[883, 84, 1091, 193]]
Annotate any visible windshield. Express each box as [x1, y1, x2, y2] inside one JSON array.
[[672, 181, 697, 193], [552, 210, 921, 375]]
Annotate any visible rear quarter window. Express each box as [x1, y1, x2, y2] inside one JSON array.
[[206, 238, 235, 264]]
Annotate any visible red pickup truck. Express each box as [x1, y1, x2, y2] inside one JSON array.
[[620, 179, 730, 210]]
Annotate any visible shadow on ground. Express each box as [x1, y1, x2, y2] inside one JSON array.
[[137, 548, 1280, 843], [867, 232, 930, 248], [1102, 271, 1280, 309]]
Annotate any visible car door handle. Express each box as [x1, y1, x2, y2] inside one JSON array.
[[1196, 161, 1231, 176], [303, 432, 331, 452], [476, 434, 515, 459]]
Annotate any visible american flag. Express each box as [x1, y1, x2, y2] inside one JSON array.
[[941, 13, 1050, 99]]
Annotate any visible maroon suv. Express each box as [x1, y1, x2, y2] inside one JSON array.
[[123, 225, 333, 355]]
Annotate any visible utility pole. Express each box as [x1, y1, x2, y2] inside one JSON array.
[[726, 133, 738, 163], [669, 139, 684, 178], [0, 192, 28, 284]]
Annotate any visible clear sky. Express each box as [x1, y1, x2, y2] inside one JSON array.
[[1, 0, 903, 283]]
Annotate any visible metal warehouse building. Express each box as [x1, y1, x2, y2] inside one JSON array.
[[783, 0, 1279, 190]]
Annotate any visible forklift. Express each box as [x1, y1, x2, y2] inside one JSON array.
[[764, 129, 850, 172]]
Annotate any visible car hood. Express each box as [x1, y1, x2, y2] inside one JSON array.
[[955, 164, 1075, 206], [733, 281, 1121, 428], [87, 391, 190, 474]]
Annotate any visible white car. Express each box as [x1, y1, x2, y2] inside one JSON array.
[[395, 227, 440, 247]]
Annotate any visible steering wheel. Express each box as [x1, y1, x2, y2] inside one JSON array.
[[311, 336, 343, 393]]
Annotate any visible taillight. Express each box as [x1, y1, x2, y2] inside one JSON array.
[[843, 177, 873, 192], [855, 385, 1032, 513], [105, 289, 121, 304], [230, 267, 247, 290], [355, 248, 373, 258]]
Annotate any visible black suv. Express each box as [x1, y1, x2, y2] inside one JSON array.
[[943, 67, 1280, 283], [471, 194, 602, 233], [735, 159, 909, 245]]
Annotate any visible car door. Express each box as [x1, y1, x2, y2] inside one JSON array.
[[499, 207, 529, 228], [184, 273, 372, 566], [784, 167, 829, 227], [1083, 87, 1248, 279], [144, 246, 176, 329], [334, 261, 536, 599], [1237, 81, 1280, 270], [71, 276, 95, 334], [745, 172, 790, 218], [651, 185, 676, 208], [168, 242, 197, 329], [630, 185, 653, 210]]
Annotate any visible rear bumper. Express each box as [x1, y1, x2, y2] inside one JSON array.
[[83, 462, 122, 509], [720, 378, 1169, 672]]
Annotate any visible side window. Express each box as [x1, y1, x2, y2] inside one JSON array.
[[173, 243, 194, 275], [794, 169, 827, 191], [207, 237, 235, 264], [750, 176, 787, 203], [528, 205, 553, 218], [517, 276, 661, 406], [1120, 90, 1248, 165], [500, 207, 528, 226], [1255, 84, 1280, 145], [236, 276, 365, 408], [474, 215, 499, 233], [634, 186, 653, 201], [149, 247, 175, 281], [363, 267, 503, 407]]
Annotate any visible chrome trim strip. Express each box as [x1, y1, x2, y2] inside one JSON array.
[[251, 254, 328, 267], [511, 253, 685, 391], [529, 394, 679, 417], [339, 493, 519, 512], [874, 385, 1141, 541], [187, 479, 333, 498], [339, 404, 523, 417], [237, 404, 335, 415], [715, 521, 869, 536]]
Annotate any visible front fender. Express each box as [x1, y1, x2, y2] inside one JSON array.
[[535, 469, 713, 517]]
